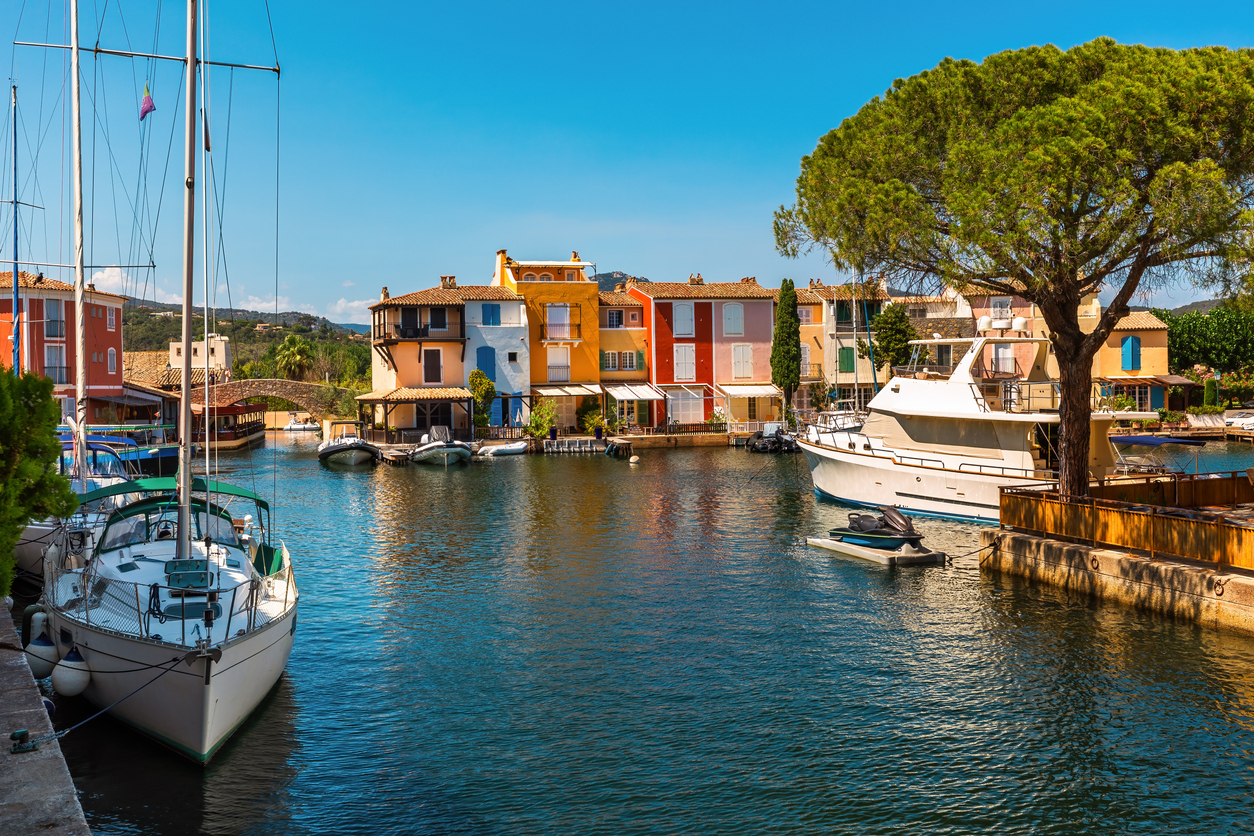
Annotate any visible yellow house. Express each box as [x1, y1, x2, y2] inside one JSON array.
[[1095, 311, 1174, 411], [492, 249, 601, 431], [771, 283, 827, 409]]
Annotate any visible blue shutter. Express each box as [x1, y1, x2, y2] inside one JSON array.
[[476, 346, 496, 382], [483, 303, 500, 326], [1150, 386, 1164, 410], [1132, 336, 1141, 370], [1122, 335, 1141, 371], [1121, 336, 1132, 371]]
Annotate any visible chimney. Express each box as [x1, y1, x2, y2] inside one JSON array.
[[381, 286, 390, 302], [740, 276, 756, 284], [571, 251, 580, 262], [440, 275, 457, 289], [493, 249, 508, 286], [689, 273, 703, 285], [615, 282, 626, 292]]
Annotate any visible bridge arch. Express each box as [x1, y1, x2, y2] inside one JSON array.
[[190, 379, 355, 421]]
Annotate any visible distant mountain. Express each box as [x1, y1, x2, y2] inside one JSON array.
[[593, 271, 647, 292], [123, 296, 358, 334], [1171, 298, 1222, 315]]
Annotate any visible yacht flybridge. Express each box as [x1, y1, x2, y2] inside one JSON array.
[[799, 332, 1145, 521]]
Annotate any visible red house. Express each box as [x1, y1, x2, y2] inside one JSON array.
[[1, 271, 127, 422]]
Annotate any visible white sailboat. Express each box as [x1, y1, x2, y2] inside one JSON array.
[[37, 0, 297, 763], [798, 327, 1144, 522]]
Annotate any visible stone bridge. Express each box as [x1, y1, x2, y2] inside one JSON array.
[[190, 378, 357, 420]]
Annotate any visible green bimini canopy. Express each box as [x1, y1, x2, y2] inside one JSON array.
[[79, 476, 269, 510]]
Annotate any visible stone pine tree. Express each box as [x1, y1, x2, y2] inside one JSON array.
[[0, 370, 77, 596], [771, 278, 802, 416], [775, 39, 1254, 497]]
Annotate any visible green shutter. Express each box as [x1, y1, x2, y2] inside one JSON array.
[[599, 350, 606, 371], [838, 347, 855, 373], [636, 350, 645, 373]]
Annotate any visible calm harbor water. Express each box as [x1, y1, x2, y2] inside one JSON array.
[[39, 438, 1254, 834]]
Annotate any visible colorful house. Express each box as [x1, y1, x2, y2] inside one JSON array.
[[1095, 311, 1174, 411], [597, 285, 664, 428], [811, 280, 890, 409], [491, 249, 602, 432], [0, 271, 126, 422], [627, 275, 781, 427], [364, 276, 522, 441]]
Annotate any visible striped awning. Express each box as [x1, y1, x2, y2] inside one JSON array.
[[716, 383, 783, 398], [533, 384, 603, 397], [604, 383, 667, 402]]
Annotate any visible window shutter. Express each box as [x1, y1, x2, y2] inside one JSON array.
[[476, 346, 497, 382], [1150, 385, 1164, 410], [839, 347, 855, 373], [599, 350, 606, 371], [637, 350, 645, 374], [1132, 336, 1141, 370]]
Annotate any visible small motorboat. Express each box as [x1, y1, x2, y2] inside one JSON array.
[[317, 421, 379, 465], [807, 506, 946, 565], [409, 427, 473, 466], [478, 440, 528, 457], [283, 412, 320, 432], [745, 427, 799, 453]]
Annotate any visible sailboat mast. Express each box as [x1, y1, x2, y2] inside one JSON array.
[[70, 0, 87, 471], [177, 0, 199, 560], [10, 84, 17, 373]]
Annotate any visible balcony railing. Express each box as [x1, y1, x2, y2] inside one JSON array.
[[391, 324, 429, 340], [46, 366, 69, 384], [801, 363, 823, 380], [45, 320, 66, 338], [542, 323, 581, 340], [548, 365, 571, 383]]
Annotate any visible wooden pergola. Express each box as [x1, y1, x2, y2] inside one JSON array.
[[355, 386, 477, 444]]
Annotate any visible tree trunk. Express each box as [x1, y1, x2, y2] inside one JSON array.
[[1055, 354, 1094, 497]]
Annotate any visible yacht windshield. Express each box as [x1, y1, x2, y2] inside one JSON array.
[[98, 499, 241, 552], [59, 446, 129, 479]]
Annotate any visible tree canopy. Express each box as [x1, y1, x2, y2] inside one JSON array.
[[771, 278, 802, 411], [775, 39, 1254, 495], [858, 304, 918, 373], [0, 371, 78, 596], [275, 334, 315, 381]]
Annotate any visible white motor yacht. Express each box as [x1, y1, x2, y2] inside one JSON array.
[[317, 421, 379, 465], [798, 330, 1149, 521], [282, 412, 320, 432]]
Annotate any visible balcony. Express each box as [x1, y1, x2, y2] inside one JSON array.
[[801, 363, 823, 381], [46, 366, 69, 384], [45, 320, 66, 338], [542, 322, 582, 341], [548, 365, 571, 383]]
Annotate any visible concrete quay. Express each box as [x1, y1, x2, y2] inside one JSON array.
[[0, 606, 90, 835], [980, 529, 1254, 635]]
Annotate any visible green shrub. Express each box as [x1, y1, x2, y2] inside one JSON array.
[[1187, 404, 1226, 415], [1204, 378, 1218, 406]]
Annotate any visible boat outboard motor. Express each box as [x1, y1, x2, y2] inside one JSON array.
[[878, 506, 915, 534]]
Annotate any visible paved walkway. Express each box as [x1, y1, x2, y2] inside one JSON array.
[[0, 605, 89, 835]]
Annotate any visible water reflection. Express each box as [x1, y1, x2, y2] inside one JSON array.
[[43, 435, 1254, 835]]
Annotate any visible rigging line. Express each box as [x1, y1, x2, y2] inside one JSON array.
[[263, 0, 279, 66], [272, 74, 279, 528], [10, 0, 31, 77], [138, 61, 185, 305]]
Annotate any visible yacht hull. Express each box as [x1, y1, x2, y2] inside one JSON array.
[[45, 605, 297, 763], [798, 437, 1043, 522], [410, 442, 472, 465], [15, 520, 58, 576]]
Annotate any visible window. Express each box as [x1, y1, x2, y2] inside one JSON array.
[[991, 297, 1013, 320], [423, 348, 442, 384], [108, 348, 116, 373], [481, 303, 501, 326], [621, 351, 636, 371], [723, 303, 743, 336], [629, 311, 639, 324], [507, 351, 519, 363], [546, 304, 571, 339], [607, 310, 624, 329], [935, 345, 952, 368], [604, 351, 619, 371], [835, 301, 852, 323], [797, 307, 812, 324], [732, 344, 752, 379], [539, 273, 553, 282], [429, 307, 448, 330], [45, 345, 66, 383], [523, 272, 537, 281], [107, 307, 116, 330], [193, 347, 199, 357], [45, 299, 64, 337], [799, 343, 810, 369], [176, 347, 182, 356], [993, 343, 1014, 374], [674, 344, 696, 381], [547, 345, 570, 382], [673, 302, 694, 337], [909, 307, 927, 319], [747, 397, 757, 420], [668, 390, 702, 423], [565, 271, 576, 282], [1121, 335, 1142, 371], [838, 346, 855, 373]]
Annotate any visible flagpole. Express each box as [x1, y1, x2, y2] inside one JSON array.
[[10, 84, 18, 373], [177, 0, 199, 562]]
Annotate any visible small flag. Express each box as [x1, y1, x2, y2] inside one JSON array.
[[139, 83, 156, 122]]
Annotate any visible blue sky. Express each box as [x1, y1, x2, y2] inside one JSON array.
[[3, 1, 1252, 323]]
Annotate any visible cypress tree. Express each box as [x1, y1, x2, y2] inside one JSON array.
[[771, 278, 801, 418]]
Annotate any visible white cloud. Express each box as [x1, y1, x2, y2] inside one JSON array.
[[92, 267, 182, 304], [326, 297, 374, 324], [241, 295, 319, 315], [342, 280, 354, 287]]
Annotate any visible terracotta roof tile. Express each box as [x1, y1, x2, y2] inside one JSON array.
[[123, 350, 170, 384], [0, 270, 127, 300], [355, 387, 474, 401], [627, 279, 775, 300], [768, 287, 824, 305], [808, 283, 891, 301], [598, 291, 643, 307], [1113, 311, 1168, 331], [373, 285, 520, 309]]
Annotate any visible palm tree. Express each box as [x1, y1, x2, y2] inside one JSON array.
[[275, 334, 314, 380]]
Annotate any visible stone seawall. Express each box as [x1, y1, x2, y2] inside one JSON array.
[[980, 529, 1254, 635]]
